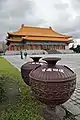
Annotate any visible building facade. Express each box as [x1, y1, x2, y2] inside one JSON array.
[[6, 24, 72, 51]]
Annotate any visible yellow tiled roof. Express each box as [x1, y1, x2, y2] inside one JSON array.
[[8, 24, 71, 38], [8, 37, 22, 42], [22, 36, 72, 43]]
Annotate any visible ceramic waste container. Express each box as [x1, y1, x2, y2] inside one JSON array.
[[29, 57, 76, 105], [21, 56, 46, 86]]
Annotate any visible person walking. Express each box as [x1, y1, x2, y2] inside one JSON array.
[[24, 50, 27, 59], [20, 50, 23, 59]]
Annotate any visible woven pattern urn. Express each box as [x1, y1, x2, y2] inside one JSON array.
[[21, 56, 46, 86], [29, 57, 76, 105]]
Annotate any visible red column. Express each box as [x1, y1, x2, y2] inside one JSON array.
[[25, 44, 27, 49], [10, 46, 12, 51]]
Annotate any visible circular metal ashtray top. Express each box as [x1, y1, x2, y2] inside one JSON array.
[[30, 64, 76, 82], [29, 62, 44, 65]]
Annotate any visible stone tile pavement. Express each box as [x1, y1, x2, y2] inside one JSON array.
[[3, 54, 80, 120]]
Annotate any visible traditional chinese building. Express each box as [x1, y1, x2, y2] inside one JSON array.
[[6, 24, 72, 51]]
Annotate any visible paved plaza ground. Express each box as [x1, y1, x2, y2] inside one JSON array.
[[4, 53, 80, 120]]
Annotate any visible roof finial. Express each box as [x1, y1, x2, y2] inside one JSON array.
[[49, 26, 52, 30], [21, 24, 24, 28]]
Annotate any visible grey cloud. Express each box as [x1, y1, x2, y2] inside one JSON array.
[[59, 15, 80, 38], [54, 3, 69, 10], [1, 0, 35, 19], [0, 0, 80, 41], [48, 0, 80, 38], [69, 31, 80, 39], [0, 0, 38, 40], [0, 0, 6, 9], [70, 0, 80, 10], [0, 0, 47, 41]]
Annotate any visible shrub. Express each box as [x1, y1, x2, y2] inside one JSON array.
[[0, 74, 8, 103], [0, 73, 20, 104], [70, 44, 80, 53]]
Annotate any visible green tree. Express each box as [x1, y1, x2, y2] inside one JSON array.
[[75, 45, 80, 53], [70, 44, 80, 53]]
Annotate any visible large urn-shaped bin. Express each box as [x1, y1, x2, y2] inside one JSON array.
[[21, 56, 46, 86], [29, 57, 76, 105]]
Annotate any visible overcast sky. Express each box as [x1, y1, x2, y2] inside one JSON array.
[[0, 0, 80, 44]]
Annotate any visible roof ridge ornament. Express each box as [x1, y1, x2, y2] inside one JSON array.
[[21, 24, 24, 28], [49, 26, 52, 30]]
